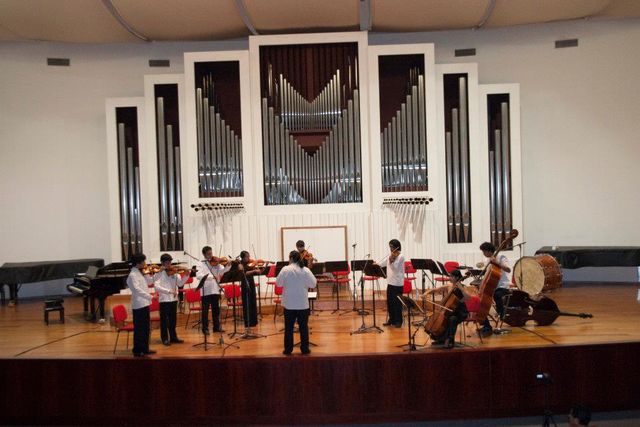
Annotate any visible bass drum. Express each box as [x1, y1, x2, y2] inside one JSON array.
[[513, 254, 562, 295]]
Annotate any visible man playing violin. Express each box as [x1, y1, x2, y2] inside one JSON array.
[[238, 251, 260, 331], [126, 253, 156, 357], [153, 253, 193, 346], [195, 246, 228, 335], [479, 241, 512, 336], [380, 239, 405, 328], [422, 269, 476, 349], [296, 240, 315, 269]]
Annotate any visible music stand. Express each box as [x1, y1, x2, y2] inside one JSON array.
[[396, 295, 426, 351], [253, 264, 271, 318], [275, 261, 289, 276], [325, 261, 350, 314], [351, 262, 385, 334], [350, 260, 370, 315], [193, 274, 215, 351]]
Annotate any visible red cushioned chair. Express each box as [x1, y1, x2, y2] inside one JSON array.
[[149, 296, 160, 323], [183, 288, 202, 329], [222, 284, 243, 325], [112, 304, 134, 354], [332, 267, 352, 311], [434, 261, 460, 284], [265, 264, 277, 303], [273, 285, 284, 323]]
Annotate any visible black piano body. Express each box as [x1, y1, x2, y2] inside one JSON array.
[[67, 262, 130, 321]]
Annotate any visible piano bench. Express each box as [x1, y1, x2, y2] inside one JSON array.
[[44, 299, 65, 325]]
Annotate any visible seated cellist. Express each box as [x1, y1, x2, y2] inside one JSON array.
[[422, 269, 477, 349]]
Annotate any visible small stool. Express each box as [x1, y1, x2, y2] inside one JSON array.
[[44, 298, 65, 325]]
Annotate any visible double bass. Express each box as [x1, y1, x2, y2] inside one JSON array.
[[475, 229, 519, 323], [503, 290, 593, 327]]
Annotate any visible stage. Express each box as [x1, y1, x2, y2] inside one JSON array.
[[1, 283, 640, 425]]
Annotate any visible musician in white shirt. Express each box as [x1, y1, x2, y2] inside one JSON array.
[[479, 241, 512, 336], [276, 251, 317, 355], [126, 253, 155, 357], [153, 253, 191, 346], [195, 246, 228, 334], [379, 239, 405, 328]]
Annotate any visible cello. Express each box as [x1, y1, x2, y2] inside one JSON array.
[[475, 229, 519, 324]]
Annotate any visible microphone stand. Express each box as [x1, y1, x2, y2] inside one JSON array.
[[351, 244, 358, 312]]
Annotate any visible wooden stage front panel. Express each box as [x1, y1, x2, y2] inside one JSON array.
[[1, 284, 639, 425]]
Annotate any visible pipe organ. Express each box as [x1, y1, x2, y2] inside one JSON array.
[[378, 54, 428, 193], [115, 107, 143, 260], [259, 43, 362, 205], [194, 61, 243, 198], [487, 94, 513, 248], [154, 84, 183, 251], [444, 74, 472, 243]]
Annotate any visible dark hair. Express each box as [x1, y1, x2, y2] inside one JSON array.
[[160, 253, 172, 263], [289, 250, 304, 268], [202, 246, 212, 256], [130, 253, 146, 266], [570, 403, 591, 426], [296, 240, 305, 248], [479, 242, 495, 253], [240, 250, 250, 260], [389, 239, 401, 251]]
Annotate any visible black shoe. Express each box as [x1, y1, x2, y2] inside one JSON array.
[[301, 349, 311, 355], [133, 352, 147, 357], [478, 328, 492, 338], [162, 340, 171, 346], [203, 329, 210, 336], [144, 350, 157, 355], [382, 322, 392, 326], [392, 323, 403, 328], [282, 350, 292, 355], [444, 338, 454, 349], [213, 328, 225, 333], [170, 339, 184, 344]]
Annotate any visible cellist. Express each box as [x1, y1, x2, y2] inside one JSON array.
[[422, 269, 475, 348], [478, 241, 512, 336]]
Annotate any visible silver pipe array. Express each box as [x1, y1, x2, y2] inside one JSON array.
[[261, 72, 362, 205], [381, 68, 428, 192], [196, 74, 243, 198], [445, 76, 472, 243], [489, 100, 512, 246], [116, 120, 143, 260], [155, 94, 183, 251], [190, 202, 244, 214]]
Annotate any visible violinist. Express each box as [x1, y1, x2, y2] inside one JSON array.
[[296, 240, 315, 269], [126, 253, 155, 357], [239, 251, 260, 331], [379, 239, 405, 328], [195, 246, 228, 335], [153, 253, 193, 346], [422, 269, 473, 349], [479, 241, 512, 336]]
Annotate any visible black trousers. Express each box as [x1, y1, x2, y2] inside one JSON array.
[[241, 281, 258, 327], [386, 284, 404, 326], [481, 287, 512, 330], [284, 308, 310, 353], [132, 306, 150, 354], [201, 294, 221, 332], [159, 301, 179, 342]]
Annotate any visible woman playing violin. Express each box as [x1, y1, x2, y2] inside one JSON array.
[[379, 239, 405, 328], [239, 251, 260, 331], [422, 269, 476, 349], [296, 240, 316, 269]]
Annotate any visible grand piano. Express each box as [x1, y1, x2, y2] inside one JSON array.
[[67, 262, 130, 321]]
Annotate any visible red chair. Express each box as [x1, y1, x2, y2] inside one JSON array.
[[461, 295, 486, 344], [332, 267, 352, 310], [434, 261, 460, 283], [112, 304, 134, 354], [265, 264, 277, 303], [149, 296, 160, 323], [404, 260, 418, 296], [273, 285, 284, 323], [183, 288, 202, 329], [402, 278, 413, 295], [222, 284, 243, 324]]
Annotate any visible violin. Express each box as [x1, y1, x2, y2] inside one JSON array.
[[141, 264, 162, 275], [503, 290, 593, 327], [388, 246, 401, 263], [209, 256, 229, 267], [165, 265, 191, 276], [246, 259, 272, 269]]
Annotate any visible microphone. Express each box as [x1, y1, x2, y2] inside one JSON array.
[[352, 243, 357, 248], [365, 253, 371, 258], [511, 241, 527, 248]]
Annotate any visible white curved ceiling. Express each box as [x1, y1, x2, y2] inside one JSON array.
[[0, 0, 637, 43]]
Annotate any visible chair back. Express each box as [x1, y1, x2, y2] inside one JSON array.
[[112, 304, 128, 324], [404, 261, 417, 274], [402, 278, 413, 295], [185, 288, 201, 304], [266, 264, 276, 278], [333, 268, 350, 278], [274, 285, 284, 296], [466, 295, 481, 312], [223, 284, 241, 299], [149, 296, 160, 312], [443, 261, 460, 274]]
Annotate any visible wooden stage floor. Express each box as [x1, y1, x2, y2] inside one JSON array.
[[1, 284, 639, 358]]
